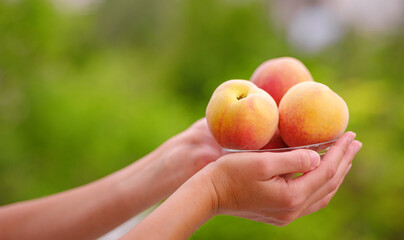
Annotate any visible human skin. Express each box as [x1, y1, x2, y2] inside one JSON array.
[[123, 132, 361, 239], [0, 120, 361, 240], [0, 119, 222, 240]]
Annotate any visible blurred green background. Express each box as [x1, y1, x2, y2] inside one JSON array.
[[1, 0, 403, 239]]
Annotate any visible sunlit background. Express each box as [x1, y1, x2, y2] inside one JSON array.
[[1, 0, 404, 239]]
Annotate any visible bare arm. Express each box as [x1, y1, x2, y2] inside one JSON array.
[[123, 132, 362, 239], [0, 119, 222, 240], [121, 169, 215, 240]]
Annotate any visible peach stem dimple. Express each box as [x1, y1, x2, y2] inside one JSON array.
[[237, 93, 247, 100]]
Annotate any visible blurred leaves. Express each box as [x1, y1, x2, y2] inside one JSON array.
[[0, 0, 403, 239]]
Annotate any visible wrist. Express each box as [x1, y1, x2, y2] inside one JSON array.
[[111, 140, 195, 213], [110, 127, 219, 218], [122, 164, 218, 240], [199, 157, 239, 216], [149, 138, 194, 190], [148, 132, 204, 187], [188, 164, 219, 218]]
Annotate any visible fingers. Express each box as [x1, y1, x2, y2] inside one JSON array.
[[302, 140, 361, 208], [292, 132, 356, 194], [301, 164, 353, 217], [222, 149, 319, 181], [189, 118, 212, 136], [260, 150, 321, 179], [322, 132, 356, 165], [190, 118, 207, 129]]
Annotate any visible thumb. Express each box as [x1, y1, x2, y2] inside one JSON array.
[[265, 150, 321, 177]]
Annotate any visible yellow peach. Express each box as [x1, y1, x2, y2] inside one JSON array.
[[279, 82, 349, 147], [206, 80, 278, 150]]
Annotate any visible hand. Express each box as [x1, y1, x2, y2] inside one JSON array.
[[122, 132, 361, 239], [0, 119, 223, 240], [176, 118, 223, 171], [208, 132, 361, 226], [151, 118, 222, 188]]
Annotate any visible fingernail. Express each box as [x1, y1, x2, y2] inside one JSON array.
[[310, 151, 320, 169], [355, 141, 363, 153], [350, 131, 356, 140]]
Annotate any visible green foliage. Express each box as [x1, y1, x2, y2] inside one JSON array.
[[1, 0, 403, 239]]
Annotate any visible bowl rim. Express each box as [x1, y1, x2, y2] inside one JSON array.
[[222, 138, 339, 153]]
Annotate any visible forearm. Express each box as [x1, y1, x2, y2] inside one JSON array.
[[121, 167, 216, 240], [0, 175, 131, 240], [0, 143, 193, 240]]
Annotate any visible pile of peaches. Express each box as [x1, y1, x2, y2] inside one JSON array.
[[206, 57, 349, 150]]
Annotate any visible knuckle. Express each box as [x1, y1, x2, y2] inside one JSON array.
[[320, 197, 332, 209], [184, 133, 202, 146], [290, 199, 304, 211], [255, 158, 269, 176], [326, 165, 337, 179], [277, 213, 297, 225], [280, 191, 293, 205], [276, 221, 290, 227], [283, 193, 304, 211], [294, 150, 311, 170], [327, 179, 339, 193]]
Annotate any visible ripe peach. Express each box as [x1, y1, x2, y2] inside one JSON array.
[[279, 82, 349, 147], [206, 80, 278, 150], [250, 57, 314, 105], [261, 128, 288, 149]]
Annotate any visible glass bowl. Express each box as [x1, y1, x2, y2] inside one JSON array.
[[222, 138, 338, 157]]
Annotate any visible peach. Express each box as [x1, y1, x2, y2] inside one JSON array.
[[279, 82, 349, 147], [261, 128, 288, 149], [206, 80, 278, 150], [250, 57, 314, 105]]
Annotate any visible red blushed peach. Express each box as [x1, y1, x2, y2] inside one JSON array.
[[261, 128, 288, 149], [250, 57, 313, 105], [206, 80, 278, 150], [279, 82, 349, 147]]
